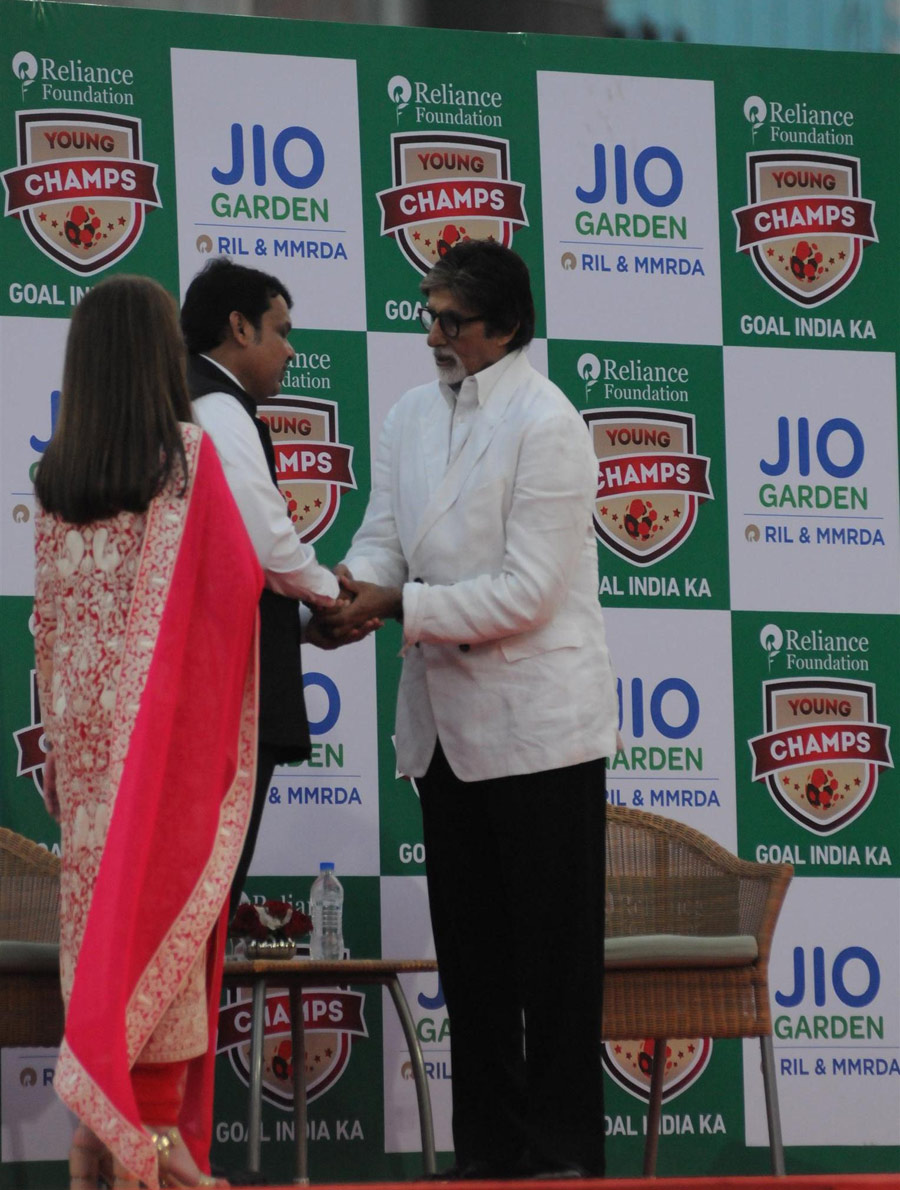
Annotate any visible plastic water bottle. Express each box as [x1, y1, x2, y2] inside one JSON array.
[[309, 862, 344, 960]]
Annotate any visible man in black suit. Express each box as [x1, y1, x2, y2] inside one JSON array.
[[181, 258, 340, 911]]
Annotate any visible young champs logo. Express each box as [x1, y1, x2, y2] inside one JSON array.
[[13, 671, 47, 797], [256, 397, 356, 544], [602, 1037, 712, 1104], [218, 981, 367, 1109], [2, 109, 161, 274], [749, 676, 893, 834], [582, 408, 712, 565], [733, 150, 877, 306], [376, 132, 527, 275]]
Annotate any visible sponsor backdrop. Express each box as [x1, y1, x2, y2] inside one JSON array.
[[1, 3, 898, 1182]]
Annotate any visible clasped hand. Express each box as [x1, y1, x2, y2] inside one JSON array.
[[306, 569, 402, 649]]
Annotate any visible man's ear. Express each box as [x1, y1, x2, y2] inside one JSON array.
[[494, 321, 518, 349], [227, 309, 252, 347]]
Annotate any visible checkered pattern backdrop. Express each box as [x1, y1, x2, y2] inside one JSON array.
[[1, 4, 898, 1182]]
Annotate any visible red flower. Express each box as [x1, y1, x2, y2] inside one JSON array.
[[282, 909, 313, 939], [229, 899, 312, 940], [230, 902, 268, 939]]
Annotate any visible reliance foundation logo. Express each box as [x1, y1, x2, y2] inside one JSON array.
[[386, 74, 504, 129], [10, 49, 137, 105], [2, 109, 161, 274], [12, 52, 38, 100], [742, 94, 856, 148]]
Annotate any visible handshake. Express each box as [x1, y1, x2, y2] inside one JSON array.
[[306, 565, 403, 650]]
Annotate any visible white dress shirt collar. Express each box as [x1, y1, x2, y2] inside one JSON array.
[[199, 353, 248, 397], [438, 347, 521, 410]]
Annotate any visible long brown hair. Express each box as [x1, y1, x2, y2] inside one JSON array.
[[35, 275, 193, 524]]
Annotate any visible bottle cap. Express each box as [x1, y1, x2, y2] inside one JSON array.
[[319, 861, 335, 871]]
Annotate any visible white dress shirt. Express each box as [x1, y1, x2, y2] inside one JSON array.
[[343, 349, 619, 780], [192, 358, 339, 604]]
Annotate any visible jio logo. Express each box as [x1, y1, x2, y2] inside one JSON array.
[[617, 677, 699, 740], [576, 144, 684, 207], [212, 124, 325, 189], [776, 946, 880, 1008], [760, 417, 864, 478]]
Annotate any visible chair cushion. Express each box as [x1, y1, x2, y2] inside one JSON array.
[[0, 941, 60, 972], [604, 933, 758, 969]]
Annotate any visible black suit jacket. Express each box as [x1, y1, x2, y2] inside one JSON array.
[[187, 354, 311, 762]]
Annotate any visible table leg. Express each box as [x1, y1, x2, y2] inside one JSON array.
[[386, 976, 436, 1176], [247, 979, 267, 1173], [290, 985, 309, 1185], [642, 1036, 665, 1177]]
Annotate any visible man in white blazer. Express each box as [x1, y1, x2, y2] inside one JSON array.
[[321, 241, 618, 1179]]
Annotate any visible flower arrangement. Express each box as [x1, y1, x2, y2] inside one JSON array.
[[230, 899, 312, 942]]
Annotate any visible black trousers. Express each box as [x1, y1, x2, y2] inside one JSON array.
[[418, 742, 606, 1176], [229, 742, 280, 918]]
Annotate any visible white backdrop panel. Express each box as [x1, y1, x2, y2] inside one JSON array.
[[602, 607, 737, 849], [724, 346, 900, 613], [743, 876, 900, 1147], [0, 316, 68, 597], [380, 875, 451, 1155], [251, 633, 381, 877], [537, 72, 722, 345], [171, 49, 366, 330]]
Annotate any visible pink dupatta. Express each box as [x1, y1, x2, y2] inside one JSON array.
[[54, 426, 262, 1187]]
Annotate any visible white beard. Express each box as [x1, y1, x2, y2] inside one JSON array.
[[433, 348, 467, 386]]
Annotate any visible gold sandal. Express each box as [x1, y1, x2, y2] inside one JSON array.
[[149, 1127, 226, 1188]]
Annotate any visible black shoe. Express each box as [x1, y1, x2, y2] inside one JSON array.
[[527, 1167, 588, 1181], [429, 1160, 504, 1181], [224, 1170, 269, 1186]]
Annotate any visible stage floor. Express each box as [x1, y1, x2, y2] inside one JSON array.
[[252, 1176, 899, 1189]]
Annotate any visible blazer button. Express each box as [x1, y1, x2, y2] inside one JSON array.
[[459, 643, 470, 652]]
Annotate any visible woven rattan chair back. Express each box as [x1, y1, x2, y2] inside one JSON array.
[[603, 806, 793, 1177], [0, 828, 64, 1047]]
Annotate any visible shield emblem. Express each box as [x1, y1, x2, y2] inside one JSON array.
[[377, 132, 527, 275], [733, 151, 877, 306], [583, 408, 712, 566], [13, 671, 47, 797], [602, 1037, 712, 1104], [2, 110, 161, 274], [220, 983, 366, 1109], [749, 678, 893, 834], [257, 396, 356, 545]]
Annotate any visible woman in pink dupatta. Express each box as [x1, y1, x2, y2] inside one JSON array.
[[33, 276, 262, 1189]]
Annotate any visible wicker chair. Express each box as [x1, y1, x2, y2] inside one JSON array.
[[0, 827, 64, 1048], [603, 806, 793, 1177]]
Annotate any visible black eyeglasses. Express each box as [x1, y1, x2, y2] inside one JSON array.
[[418, 307, 484, 339]]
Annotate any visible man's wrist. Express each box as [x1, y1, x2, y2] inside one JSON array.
[[390, 588, 404, 622]]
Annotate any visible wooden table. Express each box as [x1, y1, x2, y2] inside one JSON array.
[[222, 958, 438, 1184]]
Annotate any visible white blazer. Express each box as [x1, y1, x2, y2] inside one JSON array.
[[345, 349, 619, 781]]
